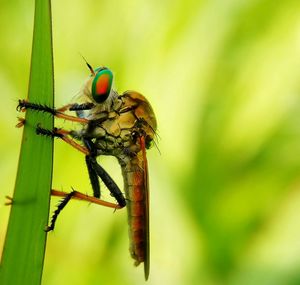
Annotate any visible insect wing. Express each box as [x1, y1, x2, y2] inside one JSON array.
[[139, 136, 150, 280]]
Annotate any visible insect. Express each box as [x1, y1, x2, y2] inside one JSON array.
[[16, 63, 157, 280]]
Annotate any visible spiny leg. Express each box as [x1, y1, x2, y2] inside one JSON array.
[[85, 155, 101, 198], [16, 100, 92, 124], [87, 156, 126, 207], [83, 138, 126, 207], [46, 188, 123, 232], [56, 102, 95, 112], [4, 189, 122, 232], [36, 125, 89, 155], [51, 189, 121, 208], [4, 190, 120, 208], [45, 191, 75, 232], [17, 99, 94, 113]]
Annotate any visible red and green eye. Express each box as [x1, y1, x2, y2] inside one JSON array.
[[91, 68, 113, 103]]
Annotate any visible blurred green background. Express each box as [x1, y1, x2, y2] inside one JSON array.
[[1, 0, 300, 284]]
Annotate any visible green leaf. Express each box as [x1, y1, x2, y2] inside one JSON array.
[[0, 0, 54, 284]]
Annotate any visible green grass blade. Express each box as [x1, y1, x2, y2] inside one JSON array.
[[0, 0, 54, 284]]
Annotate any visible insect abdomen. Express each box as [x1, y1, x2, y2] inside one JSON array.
[[120, 154, 147, 266]]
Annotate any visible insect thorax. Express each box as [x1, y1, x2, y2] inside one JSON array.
[[80, 91, 156, 159]]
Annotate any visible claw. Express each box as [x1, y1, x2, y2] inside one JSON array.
[[44, 225, 53, 232], [16, 117, 25, 128], [5, 195, 13, 206], [16, 99, 27, 112]]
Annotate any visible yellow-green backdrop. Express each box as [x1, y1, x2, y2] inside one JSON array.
[[1, 1, 300, 284]]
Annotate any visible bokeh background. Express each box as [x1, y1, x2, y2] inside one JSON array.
[[1, 0, 300, 284]]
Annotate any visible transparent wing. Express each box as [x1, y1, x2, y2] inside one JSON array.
[[139, 136, 150, 280]]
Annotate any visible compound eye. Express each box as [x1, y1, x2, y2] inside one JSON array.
[[91, 68, 113, 103]]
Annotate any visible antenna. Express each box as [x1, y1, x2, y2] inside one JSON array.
[[79, 53, 95, 76]]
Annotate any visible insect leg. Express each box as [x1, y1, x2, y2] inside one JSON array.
[[85, 155, 101, 198], [4, 195, 13, 206], [56, 102, 95, 112], [15, 117, 26, 128], [45, 191, 75, 232], [87, 156, 126, 207], [83, 138, 126, 207], [36, 125, 89, 155], [17, 100, 89, 124], [51, 189, 121, 208], [46, 189, 122, 231], [17, 100, 56, 114]]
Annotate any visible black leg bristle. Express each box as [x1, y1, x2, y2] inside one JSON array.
[[36, 125, 63, 138], [45, 191, 75, 232], [16, 99, 56, 115]]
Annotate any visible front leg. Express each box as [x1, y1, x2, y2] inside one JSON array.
[[17, 99, 92, 124], [17, 99, 56, 115], [56, 102, 95, 112]]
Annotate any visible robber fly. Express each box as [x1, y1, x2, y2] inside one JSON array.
[[17, 63, 157, 280]]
